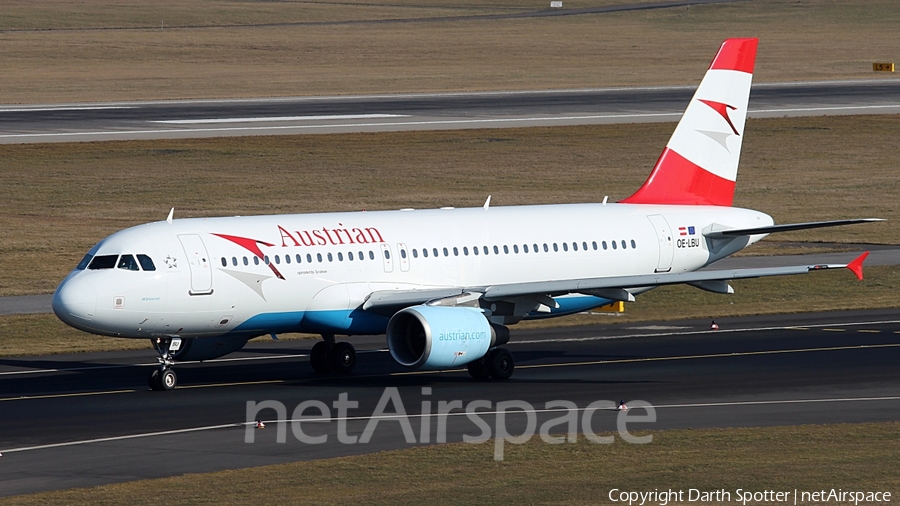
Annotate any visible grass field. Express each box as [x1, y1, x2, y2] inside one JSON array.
[[5, 422, 898, 505], [0, 114, 895, 298], [1, 0, 899, 103]]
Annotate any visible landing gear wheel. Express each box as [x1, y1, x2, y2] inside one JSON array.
[[467, 358, 491, 380], [149, 369, 162, 390], [329, 342, 356, 374], [160, 369, 178, 391], [486, 348, 514, 380], [310, 341, 331, 373]]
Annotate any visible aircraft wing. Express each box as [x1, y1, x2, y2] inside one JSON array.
[[363, 252, 869, 312]]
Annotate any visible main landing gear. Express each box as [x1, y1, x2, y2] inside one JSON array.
[[310, 334, 357, 374], [149, 337, 180, 391], [467, 347, 515, 380]]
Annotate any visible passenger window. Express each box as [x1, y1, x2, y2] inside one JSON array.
[[328, 253, 333, 262], [317, 253, 323, 262], [137, 254, 156, 271], [274, 255, 281, 264], [423, 248, 429, 258], [243, 256, 249, 266], [76, 254, 93, 270], [563, 243, 568, 252], [621, 240, 627, 249], [88, 255, 118, 270], [483, 246, 489, 255], [592, 241, 598, 251], [349, 251, 355, 261], [503, 245, 509, 254], [285, 255, 291, 264], [583, 242, 588, 250], [117, 255, 140, 271], [308, 254, 313, 263], [254, 257, 260, 265], [264, 256, 270, 265], [443, 248, 449, 257], [612, 241, 617, 250], [543, 244, 549, 252], [432, 248, 438, 257], [631, 240, 637, 248], [338, 252, 343, 261], [602, 241, 607, 250], [232, 257, 237, 266], [297, 254, 303, 263], [369, 251, 375, 260], [400, 250, 406, 259], [553, 243, 559, 252], [572, 242, 578, 251], [463, 247, 468, 256], [493, 245, 499, 254], [384, 250, 390, 260], [221, 257, 227, 267], [473, 246, 478, 256], [533, 244, 538, 253], [358, 251, 364, 260], [412, 249, 417, 258]]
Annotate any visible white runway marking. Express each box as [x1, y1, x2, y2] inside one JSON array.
[[152, 114, 408, 124], [2, 395, 897, 454]]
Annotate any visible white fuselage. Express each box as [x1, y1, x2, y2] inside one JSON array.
[[53, 203, 772, 339]]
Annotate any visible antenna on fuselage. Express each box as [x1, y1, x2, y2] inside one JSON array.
[[483, 195, 491, 210], [166, 207, 174, 224], [602, 196, 608, 205]]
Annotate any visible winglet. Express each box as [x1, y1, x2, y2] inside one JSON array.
[[846, 251, 869, 281]]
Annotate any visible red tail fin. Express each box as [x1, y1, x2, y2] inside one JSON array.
[[621, 38, 758, 206]]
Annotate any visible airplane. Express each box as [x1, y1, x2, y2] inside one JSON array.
[[52, 38, 880, 391]]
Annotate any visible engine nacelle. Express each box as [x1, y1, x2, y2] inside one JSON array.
[[153, 336, 250, 362], [387, 305, 505, 370]]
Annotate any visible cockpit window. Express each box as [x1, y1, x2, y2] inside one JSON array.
[[137, 254, 156, 271], [117, 255, 140, 271], [76, 254, 93, 270], [88, 255, 118, 270]]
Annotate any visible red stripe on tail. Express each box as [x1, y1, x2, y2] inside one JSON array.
[[708, 38, 758, 74], [620, 148, 736, 206]]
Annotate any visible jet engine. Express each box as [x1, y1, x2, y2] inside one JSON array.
[[386, 305, 508, 370]]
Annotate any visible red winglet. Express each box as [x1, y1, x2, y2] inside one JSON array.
[[846, 251, 869, 281]]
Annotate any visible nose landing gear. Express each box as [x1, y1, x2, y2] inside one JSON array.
[[149, 337, 181, 391]]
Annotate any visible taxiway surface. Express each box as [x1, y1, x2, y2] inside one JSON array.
[[1, 309, 898, 497], [2, 80, 899, 143]]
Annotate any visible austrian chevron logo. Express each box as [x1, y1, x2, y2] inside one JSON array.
[[212, 233, 285, 279], [696, 99, 741, 152]]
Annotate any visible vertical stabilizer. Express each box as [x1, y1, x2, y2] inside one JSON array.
[[621, 38, 758, 206]]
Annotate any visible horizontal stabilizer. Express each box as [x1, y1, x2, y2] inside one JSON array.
[[704, 218, 883, 239]]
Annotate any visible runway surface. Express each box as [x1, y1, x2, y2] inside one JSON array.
[[2, 80, 899, 143], [1, 308, 898, 497]]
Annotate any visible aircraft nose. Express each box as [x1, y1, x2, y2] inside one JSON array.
[[52, 274, 98, 326]]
